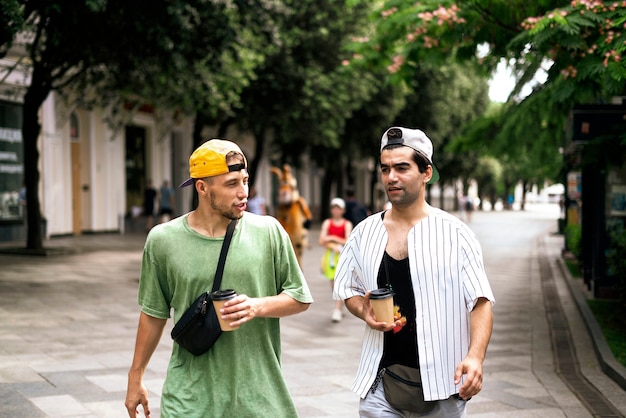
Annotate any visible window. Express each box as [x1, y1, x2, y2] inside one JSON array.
[[0, 101, 24, 221]]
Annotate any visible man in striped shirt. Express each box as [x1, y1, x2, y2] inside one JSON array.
[[333, 126, 495, 417]]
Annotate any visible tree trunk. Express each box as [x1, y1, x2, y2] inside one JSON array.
[[438, 181, 445, 210], [190, 113, 205, 210], [320, 169, 333, 221], [192, 112, 205, 150], [248, 127, 266, 188], [503, 180, 514, 209], [369, 168, 377, 212], [521, 179, 529, 210], [319, 153, 344, 220], [23, 66, 51, 250]]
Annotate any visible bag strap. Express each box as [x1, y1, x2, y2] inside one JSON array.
[[383, 253, 394, 293], [211, 219, 238, 292]]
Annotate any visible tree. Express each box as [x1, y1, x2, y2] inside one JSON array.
[[0, 0, 272, 251], [392, 62, 489, 207], [346, 0, 626, 198], [223, 0, 378, 190], [180, 1, 286, 156], [473, 155, 502, 209], [339, 78, 407, 211], [452, 87, 568, 207]]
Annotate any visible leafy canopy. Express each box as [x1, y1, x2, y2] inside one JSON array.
[[346, 0, 626, 191]]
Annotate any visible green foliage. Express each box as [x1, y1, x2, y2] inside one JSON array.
[[346, 0, 626, 201], [472, 156, 502, 204], [5, 0, 276, 120], [565, 223, 582, 258], [340, 78, 407, 162], [231, 0, 378, 165], [565, 258, 581, 278], [1, 0, 283, 249], [509, 1, 626, 102], [0, 0, 25, 57], [392, 61, 489, 187], [98, 1, 279, 120], [588, 299, 626, 367]]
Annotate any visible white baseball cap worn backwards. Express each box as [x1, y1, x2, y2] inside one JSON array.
[[380, 126, 440, 184]]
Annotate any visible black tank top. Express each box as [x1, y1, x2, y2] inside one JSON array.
[[377, 252, 419, 369]]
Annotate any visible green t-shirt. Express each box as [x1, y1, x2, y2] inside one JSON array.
[[138, 212, 313, 418]]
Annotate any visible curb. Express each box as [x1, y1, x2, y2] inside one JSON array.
[[557, 258, 626, 391]]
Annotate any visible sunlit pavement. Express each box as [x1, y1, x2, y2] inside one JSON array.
[[0, 203, 624, 417]]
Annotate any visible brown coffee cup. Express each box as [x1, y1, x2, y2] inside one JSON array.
[[369, 288, 395, 324], [212, 289, 239, 331]]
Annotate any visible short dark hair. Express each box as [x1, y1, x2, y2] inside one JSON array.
[[195, 177, 214, 185], [380, 144, 430, 174]]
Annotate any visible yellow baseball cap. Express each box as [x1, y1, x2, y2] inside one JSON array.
[[179, 139, 247, 188]]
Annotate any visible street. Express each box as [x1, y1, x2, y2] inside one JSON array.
[[0, 203, 625, 417]]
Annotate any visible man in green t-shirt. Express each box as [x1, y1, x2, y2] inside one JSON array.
[[125, 139, 314, 418]]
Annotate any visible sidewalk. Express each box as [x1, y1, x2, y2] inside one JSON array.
[[0, 207, 625, 417]]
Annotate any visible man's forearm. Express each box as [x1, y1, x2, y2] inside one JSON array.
[[126, 312, 166, 418], [129, 312, 167, 376], [255, 293, 310, 318], [344, 296, 366, 321], [468, 297, 493, 361]]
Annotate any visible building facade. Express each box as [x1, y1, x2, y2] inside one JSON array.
[[0, 87, 325, 241]]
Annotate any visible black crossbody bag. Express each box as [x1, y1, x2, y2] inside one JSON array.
[[170, 219, 237, 356]]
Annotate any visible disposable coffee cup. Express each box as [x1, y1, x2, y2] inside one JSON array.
[[212, 289, 239, 331], [369, 288, 395, 324]]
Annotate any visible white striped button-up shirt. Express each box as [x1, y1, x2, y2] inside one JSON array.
[[333, 209, 495, 400]]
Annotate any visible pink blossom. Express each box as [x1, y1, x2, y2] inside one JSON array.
[[423, 36, 439, 48], [381, 7, 398, 18], [387, 54, 405, 74], [561, 65, 578, 79]]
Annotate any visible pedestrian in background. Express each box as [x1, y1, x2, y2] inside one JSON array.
[[142, 179, 157, 232], [246, 185, 267, 215], [125, 139, 313, 418], [158, 180, 175, 223], [319, 197, 352, 322], [457, 192, 466, 222], [333, 126, 494, 417], [465, 195, 474, 222], [345, 186, 368, 227]]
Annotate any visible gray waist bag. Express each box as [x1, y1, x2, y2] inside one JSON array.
[[383, 364, 436, 413]]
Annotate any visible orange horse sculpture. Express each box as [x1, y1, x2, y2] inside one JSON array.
[[271, 164, 313, 266]]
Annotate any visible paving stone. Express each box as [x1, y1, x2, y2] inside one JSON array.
[[29, 395, 91, 417], [0, 207, 624, 417]]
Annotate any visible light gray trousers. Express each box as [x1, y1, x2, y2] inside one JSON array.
[[359, 380, 467, 418]]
